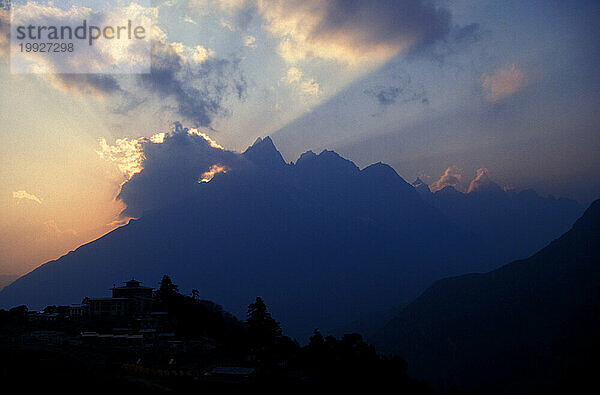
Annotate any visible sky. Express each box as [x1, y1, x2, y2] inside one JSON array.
[[0, 0, 599, 275]]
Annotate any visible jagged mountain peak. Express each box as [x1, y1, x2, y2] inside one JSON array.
[[467, 168, 503, 194], [293, 149, 360, 176], [243, 136, 286, 168]]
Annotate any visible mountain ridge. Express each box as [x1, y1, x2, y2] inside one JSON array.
[[0, 138, 584, 341], [376, 198, 600, 393]]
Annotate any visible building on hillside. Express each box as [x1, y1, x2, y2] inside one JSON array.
[[112, 279, 153, 299], [85, 279, 154, 317], [68, 304, 86, 318]]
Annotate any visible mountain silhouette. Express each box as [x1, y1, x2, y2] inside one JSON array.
[[0, 275, 18, 291], [0, 139, 584, 340], [243, 136, 287, 168], [377, 199, 600, 393], [414, 176, 582, 262]]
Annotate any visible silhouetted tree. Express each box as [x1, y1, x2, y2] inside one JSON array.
[[151, 275, 244, 342], [157, 275, 179, 301], [245, 297, 282, 356], [308, 328, 325, 349], [246, 297, 281, 338]]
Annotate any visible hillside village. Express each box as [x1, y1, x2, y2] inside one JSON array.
[[0, 275, 432, 393]]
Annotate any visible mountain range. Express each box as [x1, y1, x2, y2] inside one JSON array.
[[0, 136, 584, 340], [413, 171, 582, 262], [377, 198, 600, 393]]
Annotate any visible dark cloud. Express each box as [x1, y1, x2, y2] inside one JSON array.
[[52, 74, 123, 96], [116, 123, 244, 218], [53, 40, 247, 127], [364, 77, 428, 106], [453, 23, 482, 45], [315, 0, 452, 53], [209, 0, 453, 59], [248, 0, 454, 63], [233, 3, 257, 31], [136, 41, 247, 127], [425, 22, 486, 62], [1, 5, 245, 128]]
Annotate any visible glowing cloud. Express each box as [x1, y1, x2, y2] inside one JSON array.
[[468, 168, 490, 193], [97, 130, 180, 180], [430, 166, 463, 192], [199, 164, 229, 183], [482, 64, 526, 101], [467, 168, 503, 194], [9, 2, 155, 74], [187, 128, 225, 149], [97, 137, 146, 180], [170, 42, 215, 64], [42, 220, 77, 239], [13, 190, 42, 204], [284, 67, 304, 84], [185, 0, 451, 65], [110, 123, 239, 217], [149, 132, 166, 144], [283, 67, 321, 96], [254, 0, 451, 65], [243, 35, 257, 48]]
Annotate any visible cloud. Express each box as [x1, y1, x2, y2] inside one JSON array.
[[3, 3, 246, 127], [199, 164, 229, 182], [430, 166, 463, 192], [188, 0, 256, 30], [300, 79, 321, 96], [284, 67, 303, 84], [182, 15, 198, 24], [364, 78, 427, 106], [453, 23, 482, 45], [44, 74, 124, 100], [467, 168, 503, 194], [283, 67, 321, 96], [9, 2, 154, 74], [170, 42, 215, 64], [186, 0, 452, 64], [430, 167, 503, 194], [0, 8, 8, 61], [425, 22, 485, 62], [13, 190, 42, 204], [242, 35, 257, 48], [253, 0, 451, 64], [135, 40, 247, 126], [187, 128, 225, 149], [42, 220, 78, 240], [2, 2, 145, 99], [97, 136, 146, 180], [482, 64, 526, 101], [467, 168, 489, 193], [105, 122, 245, 217]]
